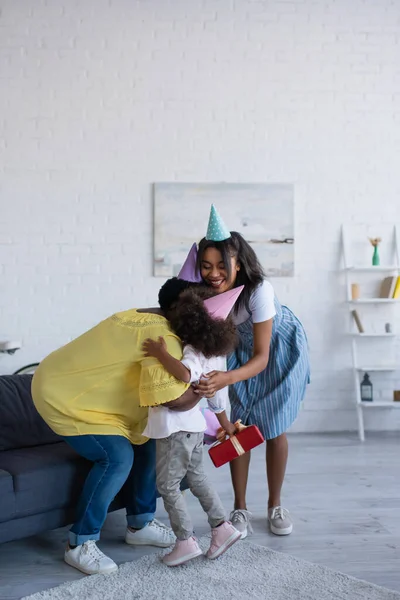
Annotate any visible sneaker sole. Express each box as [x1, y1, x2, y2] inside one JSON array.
[[206, 530, 242, 560], [125, 534, 175, 548], [64, 554, 118, 576], [269, 522, 293, 536], [163, 548, 203, 567], [232, 527, 248, 540]]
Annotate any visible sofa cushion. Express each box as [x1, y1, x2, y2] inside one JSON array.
[[0, 468, 16, 521], [0, 375, 61, 451], [0, 442, 91, 522]]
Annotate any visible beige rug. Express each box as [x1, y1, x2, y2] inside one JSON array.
[[22, 538, 400, 600]]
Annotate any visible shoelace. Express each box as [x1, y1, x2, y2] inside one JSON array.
[[152, 518, 170, 530], [270, 506, 289, 521], [230, 509, 253, 534], [150, 519, 173, 538], [82, 540, 105, 563]]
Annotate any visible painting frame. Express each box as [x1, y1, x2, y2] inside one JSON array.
[[153, 182, 294, 278]]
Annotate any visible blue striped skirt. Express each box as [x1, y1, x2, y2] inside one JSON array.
[[228, 299, 310, 440]]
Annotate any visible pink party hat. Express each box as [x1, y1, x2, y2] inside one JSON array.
[[177, 243, 202, 282], [203, 285, 244, 320]]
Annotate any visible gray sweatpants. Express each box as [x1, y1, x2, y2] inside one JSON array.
[[156, 431, 226, 540]]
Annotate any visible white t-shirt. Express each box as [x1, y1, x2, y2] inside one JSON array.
[[143, 348, 228, 439], [233, 280, 276, 325]]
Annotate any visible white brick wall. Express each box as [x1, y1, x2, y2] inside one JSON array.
[[1, 0, 400, 433]]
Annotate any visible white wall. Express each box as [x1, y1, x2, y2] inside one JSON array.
[[1, 0, 400, 433]]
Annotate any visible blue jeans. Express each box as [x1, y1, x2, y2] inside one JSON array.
[[63, 435, 157, 546]]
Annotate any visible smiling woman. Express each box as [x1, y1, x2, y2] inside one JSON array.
[[199, 247, 239, 291], [198, 229, 265, 323], [195, 205, 310, 542]]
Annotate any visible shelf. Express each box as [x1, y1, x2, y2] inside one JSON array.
[[345, 266, 399, 272], [342, 224, 400, 441], [358, 402, 400, 408], [350, 333, 396, 337], [356, 366, 397, 372], [349, 299, 399, 304]]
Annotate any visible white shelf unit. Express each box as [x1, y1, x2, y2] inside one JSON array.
[[349, 299, 399, 304], [356, 366, 397, 372], [359, 402, 400, 408], [345, 266, 399, 272], [341, 225, 400, 441], [350, 333, 396, 338]]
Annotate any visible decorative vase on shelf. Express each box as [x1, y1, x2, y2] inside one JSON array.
[[369, 237, 381, 266]]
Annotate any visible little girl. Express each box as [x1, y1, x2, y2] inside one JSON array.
[[142, 283, 243, 567]]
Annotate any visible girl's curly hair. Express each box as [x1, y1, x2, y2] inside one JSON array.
[[168, 286, 238, 358], [158, 277, 200, 313]]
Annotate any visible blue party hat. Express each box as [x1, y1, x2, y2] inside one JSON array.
[[206, 204, 231, 242]]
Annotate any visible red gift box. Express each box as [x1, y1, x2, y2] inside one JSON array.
[[208, 425, 264, 468]]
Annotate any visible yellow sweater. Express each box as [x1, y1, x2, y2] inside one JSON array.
[[31, 309, 189, 445]]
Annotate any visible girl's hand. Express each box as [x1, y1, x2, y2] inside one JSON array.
[[142, 336, 167, 359], [195, 371, 230, 398], [224, 421, 237, 437], [216, 422, 237, 442]]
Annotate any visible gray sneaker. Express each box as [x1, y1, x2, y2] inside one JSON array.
[[268, 506, 293, 535], [229, 509, 253, 540]]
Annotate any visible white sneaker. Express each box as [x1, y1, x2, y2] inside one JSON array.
[[125, 519, 175, 548], [64, 541, 118, 575], [268, 506, 293, 535], [229, 509, 253, 540]]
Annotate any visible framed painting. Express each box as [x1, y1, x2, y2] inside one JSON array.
[[153, 183, 294, 277]]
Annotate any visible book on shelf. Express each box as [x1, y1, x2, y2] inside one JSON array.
[[379, 276, 397, 298], [351, 309, 364, 333], [392, 276, 400, 299]]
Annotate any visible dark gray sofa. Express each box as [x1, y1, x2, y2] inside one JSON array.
[[0, 374, 169, 544]]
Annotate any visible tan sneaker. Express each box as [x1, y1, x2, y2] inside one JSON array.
[[229, 509, 253, 540], [268, 506, 293, 535], [64, 541, 118, 575]]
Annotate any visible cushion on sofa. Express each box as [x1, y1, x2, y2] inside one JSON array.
[[0, 468, 16, 522], [0, 442, 91, 521], [0, 375, 60, 451]]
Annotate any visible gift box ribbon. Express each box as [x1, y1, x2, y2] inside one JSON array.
[[214, 420, 247, 456], [230, 435, 245, 456]]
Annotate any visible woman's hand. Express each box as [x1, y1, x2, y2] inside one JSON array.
[[195, 371, 230, 398], [142, 336, 167, 360]]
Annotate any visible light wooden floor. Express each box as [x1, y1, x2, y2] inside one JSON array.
[[1, 433, 399, 600]]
